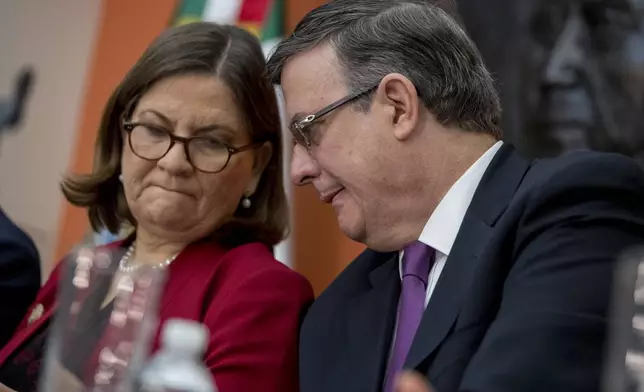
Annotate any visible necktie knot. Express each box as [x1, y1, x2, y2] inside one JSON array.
[[402, 241, 433, 286]]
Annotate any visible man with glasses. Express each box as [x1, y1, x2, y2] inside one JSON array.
[[266, 1, 644, 391]]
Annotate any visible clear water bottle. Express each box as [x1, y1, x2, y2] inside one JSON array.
[[138, 319, 217, 392]]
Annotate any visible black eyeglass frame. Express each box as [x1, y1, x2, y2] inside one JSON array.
[[122, 121, 262, 174], [290, 85, 377, 150]]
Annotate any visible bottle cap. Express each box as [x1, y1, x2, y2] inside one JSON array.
[[162, 318, 209, 355]]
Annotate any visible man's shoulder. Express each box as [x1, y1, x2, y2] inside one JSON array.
[[308, 248, 393, 310], [486, 150, 644, 234], [526, 150, 643, 189]]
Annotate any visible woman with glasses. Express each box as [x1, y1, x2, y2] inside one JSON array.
[[0, 22, 313, 392]]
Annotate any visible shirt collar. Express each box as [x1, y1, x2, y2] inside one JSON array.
[[418, 141, 503, 256]]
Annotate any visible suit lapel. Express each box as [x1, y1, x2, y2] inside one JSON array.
[[345, 251, 400, 392], [0, 302, 55, 364], [405, 214, 492, 369], [405, 144, 531, 369], [157, 240, 224, 315]]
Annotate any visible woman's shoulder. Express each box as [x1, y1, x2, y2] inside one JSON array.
[[221, 242, 304, 274], [211, 242, 313, 296], [220, 242, 283, 265]]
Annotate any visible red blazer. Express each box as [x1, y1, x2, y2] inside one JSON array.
[[0, 240, 314, 392]]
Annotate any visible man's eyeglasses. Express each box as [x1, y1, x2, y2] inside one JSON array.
[[122, 121, 261, 173], [290, 85, 377, 150]]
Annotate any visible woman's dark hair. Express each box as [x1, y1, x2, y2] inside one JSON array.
[[62, 22, 288, 247]]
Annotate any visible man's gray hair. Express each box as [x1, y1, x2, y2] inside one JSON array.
[[265, 0, 502, 138]]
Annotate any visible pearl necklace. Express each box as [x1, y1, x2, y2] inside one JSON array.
[[118, 242, 179, 273]]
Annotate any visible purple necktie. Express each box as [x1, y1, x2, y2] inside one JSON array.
[[384, 241, 434, 392]]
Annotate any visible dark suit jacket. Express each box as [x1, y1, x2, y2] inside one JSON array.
[[299, 144, 644, 392], [0, 208, 40, 348], [0, 239, 313, 392]]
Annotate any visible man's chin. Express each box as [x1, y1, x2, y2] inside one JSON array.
[[337, 216, 366, 245]]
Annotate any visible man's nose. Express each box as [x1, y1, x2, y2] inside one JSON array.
[[290, 145, 320, 186]]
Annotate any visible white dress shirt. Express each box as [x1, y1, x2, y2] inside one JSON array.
[[399, 141, 504, 307]]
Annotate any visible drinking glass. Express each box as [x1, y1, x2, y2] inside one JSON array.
[[604, 248, 644, 392], [38, 247, 166, 392]]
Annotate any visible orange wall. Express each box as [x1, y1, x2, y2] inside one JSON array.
[[285, 0, 365, 295], [54, 0, 179, 265], [285, 0, 325, 32]]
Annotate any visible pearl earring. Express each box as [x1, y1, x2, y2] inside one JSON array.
[[118, 174, 124, 183], [241, 195, 251, 209]]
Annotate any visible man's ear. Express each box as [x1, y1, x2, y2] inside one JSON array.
[[375, 73, 420, 141], [246, 142, 273, 195]]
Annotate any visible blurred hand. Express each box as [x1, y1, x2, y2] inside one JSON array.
[[0, 363, 84, 392], [51, 360, 84, 392], [395, 371, 435, 392], [0, 383, 16, 392]]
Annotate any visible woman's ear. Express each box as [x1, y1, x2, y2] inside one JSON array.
[[246, 142, 273, 195]]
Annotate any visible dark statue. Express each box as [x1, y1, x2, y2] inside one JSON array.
[[451, 0, 644, 163]]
